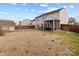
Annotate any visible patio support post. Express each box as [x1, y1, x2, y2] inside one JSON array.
[[59, 20, 60, 30], [53, 20, 55, 31], [57, 20, 58, 30], [43, 22, 44, 30]]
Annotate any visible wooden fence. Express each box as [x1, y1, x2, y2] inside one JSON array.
[[15, 24, 79, 32], [15, 25, 35, 29], [61, 24, 79, 32]]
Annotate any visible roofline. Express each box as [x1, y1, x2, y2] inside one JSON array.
[[0, 19, 15, 22], [20, 19, 32, 22], [35, 8, 64, 19]]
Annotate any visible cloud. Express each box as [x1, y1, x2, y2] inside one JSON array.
[[19, 16, 34, 20], [0, 11, 8, 15], [40, 3, 48, 7], [45, 7, 59, 12], [70, 5, 74, 8], [22, 3, 26, 6], [31, 9, 35, 12], [11, 3, 16, 5], [37, 7, 59, 14], [63, 5, 67, 8], [15, 7, 20, 10], [24, 9, 28, 12], [38, 11, 44, 14], [0, 11, 10, 19]]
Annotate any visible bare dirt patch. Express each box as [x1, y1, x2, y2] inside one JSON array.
[[0, 29, 71, 56]]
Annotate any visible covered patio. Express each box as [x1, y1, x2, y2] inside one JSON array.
[[43, 20, 60, 31]]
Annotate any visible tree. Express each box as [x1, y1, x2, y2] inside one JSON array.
[[68, 17, 79, 25], [74, 22, 79, 25], [19, 21, 21, 25], [68, 17, 76, 24]]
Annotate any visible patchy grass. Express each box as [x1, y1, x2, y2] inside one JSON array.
[[41, 30, 79, 55], [52, 30, 79, 56], [68, 32, 79, 55]]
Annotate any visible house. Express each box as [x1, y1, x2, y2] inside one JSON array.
[[31, 20, 35, 26], [19, 19, 32, 26], [34, 8, 69, 31], [0, 19, 16, 31], [16, 19, 34, 29]]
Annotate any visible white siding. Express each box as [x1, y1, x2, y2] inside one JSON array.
[[35, 17, 44, 28], [59, 8, 69, 24], [32, 21, 35, 26], [20, 20, 31, 26], [44, 12, 60, 20]]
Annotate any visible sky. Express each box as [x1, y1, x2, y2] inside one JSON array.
[[0, 3, 79, 23]]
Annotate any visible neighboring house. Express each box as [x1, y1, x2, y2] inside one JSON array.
[[19, 19, 32, 26], [31, 20, 35, 26], [34, 8, 69, 31], [0, 20, 15, 31]]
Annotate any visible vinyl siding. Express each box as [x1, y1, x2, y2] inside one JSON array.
[[59, 8, 69, 24]]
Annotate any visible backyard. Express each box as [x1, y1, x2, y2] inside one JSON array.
[[0, 29, 79, 56]]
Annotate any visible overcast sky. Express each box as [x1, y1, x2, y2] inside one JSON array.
[[0, 3, 79, 22]]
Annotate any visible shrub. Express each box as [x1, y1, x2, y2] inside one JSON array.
[[0, 28, 5, 36]]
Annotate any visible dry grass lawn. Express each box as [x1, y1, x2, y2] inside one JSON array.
[[0, 29, 72, 56]]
